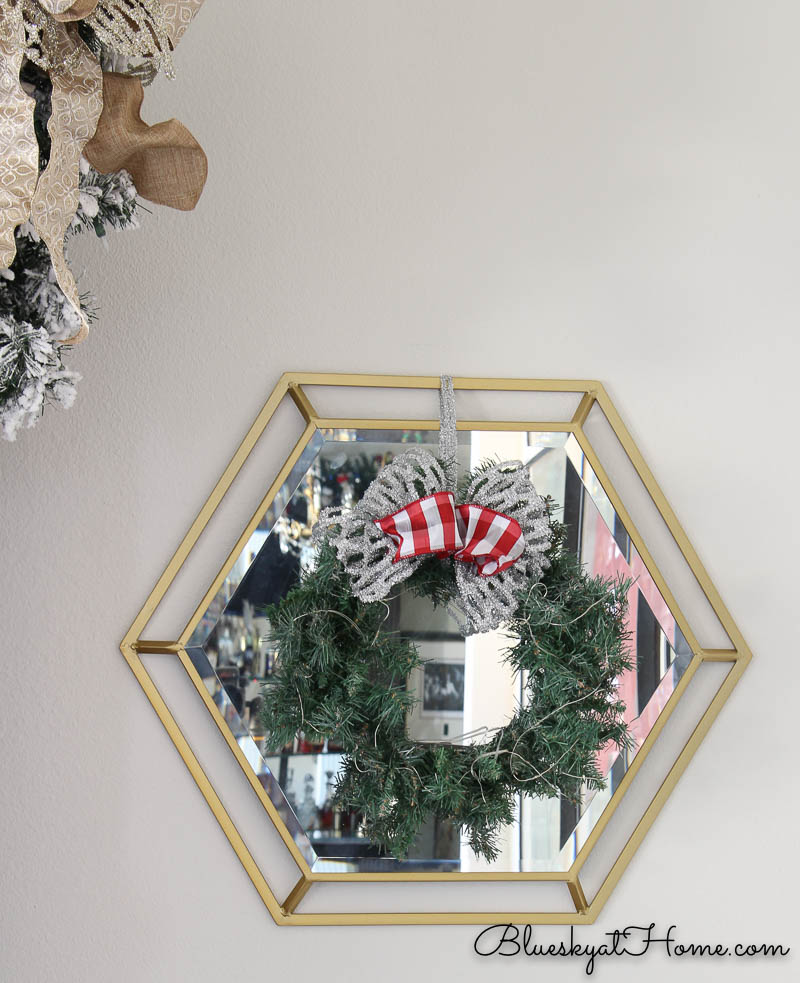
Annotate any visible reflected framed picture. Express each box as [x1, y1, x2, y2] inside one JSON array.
[[421, 660, 465, 715]]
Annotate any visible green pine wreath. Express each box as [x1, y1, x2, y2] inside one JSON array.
[[260, 489, 633, 862]]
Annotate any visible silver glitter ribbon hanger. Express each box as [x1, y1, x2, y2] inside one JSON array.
[[438, 374, 458, 491], [314, 376, 552, 634]]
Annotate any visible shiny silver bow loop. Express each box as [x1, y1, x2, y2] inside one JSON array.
[[313, 377, 553, 634]]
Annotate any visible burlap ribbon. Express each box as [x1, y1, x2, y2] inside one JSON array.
[[0, 0, 206, 344], [84, 71, 206, 211]]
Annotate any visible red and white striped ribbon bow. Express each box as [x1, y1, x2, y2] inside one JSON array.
[[374, 491, 525, 577]]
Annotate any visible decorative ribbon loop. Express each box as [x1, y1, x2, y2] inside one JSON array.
[[375, 491, 460, 563], [454, 502, 526, 576], [374, 491, 526, 577], [315, 378, 553, 633]]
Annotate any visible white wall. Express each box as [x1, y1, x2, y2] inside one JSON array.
[[2, 1, 798, 979]]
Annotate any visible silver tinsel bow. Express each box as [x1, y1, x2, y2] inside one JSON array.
[[313, 376, 553, 635]]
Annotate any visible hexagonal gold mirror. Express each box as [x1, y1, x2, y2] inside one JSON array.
[[122, 374, 750, 925]]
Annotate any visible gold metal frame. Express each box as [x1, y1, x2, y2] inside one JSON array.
[[121, 373, 751, 925]]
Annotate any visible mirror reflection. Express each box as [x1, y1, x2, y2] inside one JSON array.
[[187, 428, 691, 872]]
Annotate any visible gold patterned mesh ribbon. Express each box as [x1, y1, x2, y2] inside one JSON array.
[[85, 1, 175, 79], [0, 2, 38, 268], [160, 0, 203, 46], [0, 0, 206, 344]]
